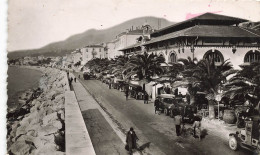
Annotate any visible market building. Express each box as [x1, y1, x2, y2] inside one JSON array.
[[120, 13, 260, 69]]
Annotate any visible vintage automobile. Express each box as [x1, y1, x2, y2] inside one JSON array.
[[83, 72, 91, 80], [154, 94, 177, 115], [129, 83, 144, 100], [169, 100, 197, 123], [228, 115, 260, 153]]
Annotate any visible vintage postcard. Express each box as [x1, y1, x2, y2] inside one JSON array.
[[5, 0, 260, 154]]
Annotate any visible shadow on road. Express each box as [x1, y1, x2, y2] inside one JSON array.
[[201, 129, 208, 139], [137, 142, 151, 155]]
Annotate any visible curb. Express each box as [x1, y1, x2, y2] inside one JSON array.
[[65, 91, 96, 155]]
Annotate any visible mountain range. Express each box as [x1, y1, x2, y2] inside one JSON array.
[[8, 17, 175, 59]]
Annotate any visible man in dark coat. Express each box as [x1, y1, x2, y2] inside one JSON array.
[[154, 97, 161, 114], [126, 127, 139, 154], [125, 90, 129, 100], [144, 92, 149, 104], [174, 112, 182, 136]]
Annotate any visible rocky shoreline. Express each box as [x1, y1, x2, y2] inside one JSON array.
[[7, 67, 69, 155]]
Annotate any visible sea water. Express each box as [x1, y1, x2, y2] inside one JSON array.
[[7, 66, 42, 111]]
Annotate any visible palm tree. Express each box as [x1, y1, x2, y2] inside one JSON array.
[[86, 58, 110, 74], [172, 56, 198, 104], [173, 57, 236, 118], [125, 52, 165, 81], [223, 62, 260, 109], [109, 56, 129, 79], [191, 58, 236, 119]]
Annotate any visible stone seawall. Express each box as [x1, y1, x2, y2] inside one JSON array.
[[7, 67, 68, 155], [65, 91, 96, 155]]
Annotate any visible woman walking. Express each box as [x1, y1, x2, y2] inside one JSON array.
[[192, 116, 202, 140], [126, 127, 139, 154], [125, 90, 129, 101]]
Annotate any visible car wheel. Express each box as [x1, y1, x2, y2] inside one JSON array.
[[229, 136, 238, 151], [164, 109, 168, 116]]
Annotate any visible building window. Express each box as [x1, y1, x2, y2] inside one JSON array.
[[244, 50, 260, 63], [169, 53, 177, 63], [203, 50, 224, 63], [159, 53, 164, 58]]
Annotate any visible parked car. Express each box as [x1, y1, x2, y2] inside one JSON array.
[[170, 102, 197, 123], [83, 72, 91, 80], [155, 94, 197, 123], [154, 94, 177, 115], [228, 115, 260, 153], [129, 83, 144, 100]]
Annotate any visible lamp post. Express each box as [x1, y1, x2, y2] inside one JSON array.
[[216, 94, 221, 120], [232, 45, 237, 54], [190, 44, 195, 62]]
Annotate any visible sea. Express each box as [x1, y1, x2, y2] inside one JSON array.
[[7, 66, 43, 111]]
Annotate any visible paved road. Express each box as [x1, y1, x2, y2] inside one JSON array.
[[77, 75, 251, 155], [71, 76, 128, 155]]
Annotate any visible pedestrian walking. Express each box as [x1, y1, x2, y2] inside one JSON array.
[[109, 82, 112, 89], [144, 92, 149, 104], [125, 127, 139, 155], [174, 112, 182, 136], [78, 75, 80, 79], [125, 90, 129, 101], [70, 77, 73, 83], [192, 115, 201, 140], [74, 77, 76, 82], [154, 98, 160, 114]]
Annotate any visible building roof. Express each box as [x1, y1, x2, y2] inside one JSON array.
[[84, 44, 104, 48], [117, 29, 144, 37], [119, 42, 142, 51], [144, 25, 260, 45], [151, 13, 249, 37], [127, 29, 144, 35]]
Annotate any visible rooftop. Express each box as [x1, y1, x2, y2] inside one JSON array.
[[119, 42, 142, 51], [84, 44, 104, 48], [151, 12, 249, 37], [144, 25, 260, 45]]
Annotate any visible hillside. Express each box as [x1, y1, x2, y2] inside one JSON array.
[[8, 16, 174, 59]]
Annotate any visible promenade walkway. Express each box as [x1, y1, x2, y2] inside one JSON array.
[[65, 91, 96, 155], [71, 78, 128, 155]]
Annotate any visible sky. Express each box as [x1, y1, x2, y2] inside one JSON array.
[[8, 0, 260, 51]]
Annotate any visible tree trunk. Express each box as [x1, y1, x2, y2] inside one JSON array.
[[189, 94, 195, 105], [208, 100, 215, 119]]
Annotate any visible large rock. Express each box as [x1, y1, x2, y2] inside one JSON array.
[[16, 135, 34, 143], [33, 134, 56, 149], [10, 121, 20, 138], [25, 123, 41, 136], [10, 140, 36, 155], [45, 106, 55, 115], [57, 110, 64, 121], [52, 120, 62, 130], [16, 125, 27, 138], [42, 112, 58, 126], [38, 125, 59, 136], [53, 94, 64, 103], [33, 147, 63, 155]]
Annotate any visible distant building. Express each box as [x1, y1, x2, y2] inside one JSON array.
[[81, 44, 106, 65], [108, 24, 154, 59], [120, 13, 260, 69], [105, 41, 116, 60], [71, 49, 82, 65]]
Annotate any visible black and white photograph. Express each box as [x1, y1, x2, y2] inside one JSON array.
[[3, 0, 260, 154]]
